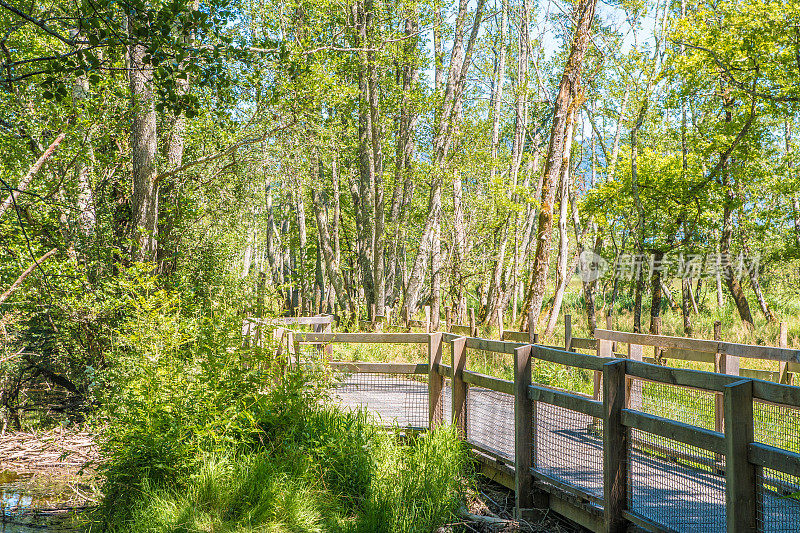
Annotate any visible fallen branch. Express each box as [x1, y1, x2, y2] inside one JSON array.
[[0, 247, 58, 305], [0, 131, 66, 221]]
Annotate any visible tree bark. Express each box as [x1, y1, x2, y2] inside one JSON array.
[[403, 0, 486, 317], [128, 30, 159, 262], [489, 0, 508, 183], [719, 82, 754, 327], [0, 132, 66, 222], [312, 184, 353, 316], [519, 0, 596, 331], [544, 159, 573, 337], [607, 84, 629, 179]]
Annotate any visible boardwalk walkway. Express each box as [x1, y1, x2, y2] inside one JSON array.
[[334, 374, 800, 533]]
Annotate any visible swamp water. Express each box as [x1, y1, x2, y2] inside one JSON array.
[[0, 471, 84, 532]]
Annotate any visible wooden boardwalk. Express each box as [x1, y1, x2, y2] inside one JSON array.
[[334, 374, 800, 533]]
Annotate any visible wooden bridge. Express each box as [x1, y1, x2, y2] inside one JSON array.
[[263, 316, 800, 533]]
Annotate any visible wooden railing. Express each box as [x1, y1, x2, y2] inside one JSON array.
[[271, 328, 800, 533]]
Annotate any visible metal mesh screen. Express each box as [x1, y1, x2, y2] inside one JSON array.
[[630, 378, 717, 431], [532, 361, 594, 396], [466, 385, 514, 460], [753, 400, 800, 532], [628, 428, 726, 533], [757, 467, 800, 532], [334, 372, 428, 429], [534, 401, 604, 499], [753, 400, 800, 453]]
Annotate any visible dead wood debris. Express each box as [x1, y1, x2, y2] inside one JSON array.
[[440, 479, 583, 533], [0, 427, 97, 474]]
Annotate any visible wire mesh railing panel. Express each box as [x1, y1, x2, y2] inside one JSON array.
[[757, 467, 800, 532], [534, 402, 604, 498], [628, 428, 726, 533], [754, 400, 800, 454], [334, 372, 428, 429], [630, 378, 717, 431], [466, 385, 514, 460]]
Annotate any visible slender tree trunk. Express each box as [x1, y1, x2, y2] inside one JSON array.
[[404, 0, 486, 316], [489, 0, 508, 183], [785, 122, 800, 248], [453, 170, 467, 322], [545, 163, 572, 337], [519, 0, 597, 331], [661, 280, 676, 309], [682, 276, 693, 335], [585, 232, 602, 335], [70, 31, 96, 237], [128, 32, 159, 262], [649, 251, 664, 334], [386, 9, 419, 308], [607, 84, 630, 179], [630, 91, 649, 333], [312, 185, 353, 315], [719, 84, 754, 327], [294, 174, 308, 313]]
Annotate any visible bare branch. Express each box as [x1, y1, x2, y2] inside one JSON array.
[[0, 131, 66, 221], [0, 248, 58, 305]]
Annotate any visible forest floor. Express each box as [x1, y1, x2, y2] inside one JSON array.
[[0, 428, 97, 531], [462, 478, 582, 532]]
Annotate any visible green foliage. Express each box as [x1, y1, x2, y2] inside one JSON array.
[[103, 388, 469, 533], [95, 275, 285, 516]]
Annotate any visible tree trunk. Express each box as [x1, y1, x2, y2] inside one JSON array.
[[128, 33, 159, 262], [453, 170, 467, 322], [312, 184, 352, 315], [519, 0, 597, 331], [719, 83, 754, 327], [354, 1, 377, 317], [403, 0, 486, 317], [489, 0, 508, 183], [544, 166, 573, 337], [630, 87, 649, 333], [607, 84, 630, 179], [386, 8, 419, 308], [649, 251, 664, 334], [681, 276, 693, 335]]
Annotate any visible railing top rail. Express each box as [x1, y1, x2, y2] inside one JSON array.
[[595, 329, 719, 353], [289, 328, 800, 408], [296, 332, 430, 344], [249, 315, 334, 326], [596, 328, 800, 364], [442, 332, 525, 353]]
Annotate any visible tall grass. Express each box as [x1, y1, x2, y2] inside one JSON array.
[[113, 411, 469, 533]]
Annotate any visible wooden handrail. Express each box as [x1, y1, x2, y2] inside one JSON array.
[[596, 328, 800, 364]]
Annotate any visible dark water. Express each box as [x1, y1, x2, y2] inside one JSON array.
[[0, 471, 83, 532]]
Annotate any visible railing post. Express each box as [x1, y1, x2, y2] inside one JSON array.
[[428, 332, 444, 428], [724, 379, 758, 533], [626, 343, 643, 410], [469, 308, 477, 337], [778, 322, 789, 384], [451, 336, 467, 438], [514, 344, 534, 515], [564, 313, 572, 351], [603, 359, 628, 533], [594, 336, 613, 402], [323, 320, 333, 357]]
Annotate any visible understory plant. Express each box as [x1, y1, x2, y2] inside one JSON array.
[[94, 282, 470, 531]]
